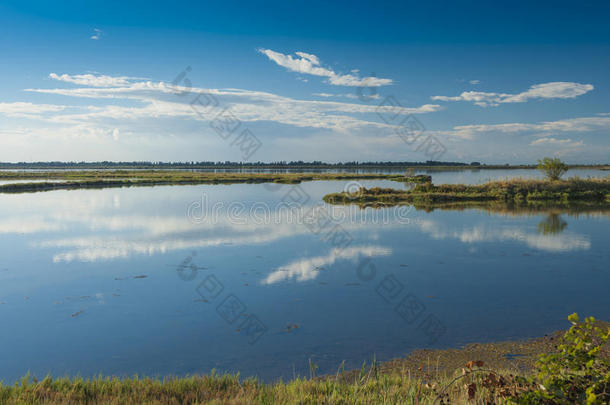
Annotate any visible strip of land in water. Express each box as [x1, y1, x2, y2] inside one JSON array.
[[0, 171, 430, 194], [323, 178, 610, 208]]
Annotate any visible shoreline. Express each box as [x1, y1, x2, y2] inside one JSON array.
[[1, 323, 608, 404]]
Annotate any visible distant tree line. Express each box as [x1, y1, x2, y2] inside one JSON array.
[[0, 160, 487, 169]]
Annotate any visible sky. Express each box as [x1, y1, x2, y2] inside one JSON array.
[[1, 0, 609, 164]]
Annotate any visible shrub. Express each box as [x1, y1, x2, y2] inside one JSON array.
[[538, 158, 568, 181], [512, 313, 610, 404]]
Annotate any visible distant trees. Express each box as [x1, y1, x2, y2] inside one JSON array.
[[537, 157, 568, 181]]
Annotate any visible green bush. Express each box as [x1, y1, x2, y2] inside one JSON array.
[[512, 313, 610, 404], [538, 157, 568, 181]]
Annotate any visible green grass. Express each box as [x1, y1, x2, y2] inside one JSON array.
[[1, 319, 607, 404], [323, 177, 610, 208], [0, 367, 529, 404]]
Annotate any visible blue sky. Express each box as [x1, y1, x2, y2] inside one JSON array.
[[1, 0, 609, 163]]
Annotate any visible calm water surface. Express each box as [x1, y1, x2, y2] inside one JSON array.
[[0, 169, 608, 383]]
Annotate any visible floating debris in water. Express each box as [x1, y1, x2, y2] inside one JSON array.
[[54, 301, 64, 305], [193, 299, 208, 303], [319, 282, 328, 285], [112, 294, 121, 297], [244, 283, 248, 286], [283, 323, 300, 333], [133, 275, 148, 279], [24, 296, 30, 300], [114, 277, 125, 281], [255, 255, 263, 259], [80, 296, 91, 299], [0, 301, 6, 305], [71, 310, 84, 318]]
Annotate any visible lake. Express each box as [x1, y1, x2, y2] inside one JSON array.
[[0, 169, 608, 383]]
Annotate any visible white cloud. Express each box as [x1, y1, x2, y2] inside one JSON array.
[[432, 82, 594, 107], [90, 28, 103, 40], [530, 137, 583, 148], [49, 73, 133, 87], [469, 80, 480, 85], [22, 74, 438, 134], [258, 49, 393, 87], [436, 116, 610, 140], [0, 102, 66, 118]]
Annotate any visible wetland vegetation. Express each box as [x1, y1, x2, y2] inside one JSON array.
[[1, 314, 608, 404], [0, 171, 430, 194], [323, 177, 610, 208]]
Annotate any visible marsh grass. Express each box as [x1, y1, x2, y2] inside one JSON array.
[[0, 171, 425, 194], [323, 177, 610, 207], [0, 367, 526, 404], [2, 319, 607, 404]]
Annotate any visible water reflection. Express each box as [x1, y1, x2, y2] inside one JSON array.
[[538, 214, 567, 235], [263, 246, 392, 285], [0, 179, 609, 383]]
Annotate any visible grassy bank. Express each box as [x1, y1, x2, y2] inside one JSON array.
[[0, 172, 429, 194], [323, 177, 610, 207], [2, 318, 608, 404]]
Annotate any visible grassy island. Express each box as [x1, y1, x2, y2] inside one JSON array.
[[323, 177, 610, 208], [0, 171, 430, 194]]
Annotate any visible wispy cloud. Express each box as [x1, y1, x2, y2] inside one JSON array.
[[90, 28, 103, 40], [530, 137, 583, 148], [0, 102, 66, 118], [49, 73, 133, 87], [469, 79, 480, 85], [436, 116, 610, 140], [258, 49, 393, 87], [432, 82, 594, 107], [23, 73, 437, 132]]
